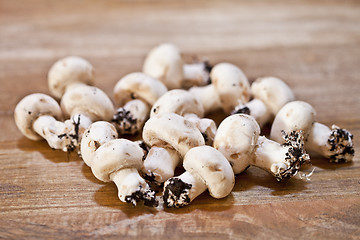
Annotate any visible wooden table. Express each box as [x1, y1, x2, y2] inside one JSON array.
[[1, 0, 359, 239]]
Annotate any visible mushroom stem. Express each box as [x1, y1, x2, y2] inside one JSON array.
[[142, 146, 181, 184], [163, 171, 207, 208], [182, 62, 211, 88], [253, 131, 310, 181], [189, 84, 221, 114], [184, 113, 217, 145], [33, 115, 67, 150], [306, 123, 354, 163], [110, 168, 158, 207], [112, 99, 150, 135], [232, 99, 272, 126]]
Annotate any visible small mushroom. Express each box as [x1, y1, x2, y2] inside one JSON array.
[[112, 72, 167, 135], [14, 93, 68, 149], [270, 101, 354, 163], [189, 62, 250, 115], [214, 114, 310, 181], [142, 112, 205, 184], [143, 43, 211, 89], [48, 56, 95, 99], [232, 77, 295, 126], [150, 89, 217, 145], [163, 145, 235, 208]]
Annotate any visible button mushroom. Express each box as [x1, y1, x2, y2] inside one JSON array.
[[81, 122, 158, 207], [112, 72, 167, 135], [142, 112, 205, 184], [270, 101, 354, 163], [163, 145, 235, 208], [142, 43, 211, 89], [214, 114, 310, 181], [150, 89, 217, 145], [232, 77, 295, 126], [189, 62, 250, 115]]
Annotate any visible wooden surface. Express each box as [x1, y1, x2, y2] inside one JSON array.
[[1, 0, 360, 239]]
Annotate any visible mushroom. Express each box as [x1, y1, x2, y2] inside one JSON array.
[[163, 146, 234, 208], [14, 93, 67, 149], [270, 101, 354, 163], [142, 112, 205, 184], [232, 77, 295, 126], [48, 56, 95, 99], [80, 122, 158, 207], [142, 43, 211, 89], [189, 62, 250, 115], [112, 72, 167, 135], [214, 114, 310, 181], [150, 89, 217, 145]]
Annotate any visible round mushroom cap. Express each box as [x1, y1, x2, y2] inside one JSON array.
[[150, 89, 204, 118], [251, 77, 295, 115], [14, 93, 63, 141], [183, 146, 235, 198], [143, 112, 205, 157], [142, 43, 184, 90], [48, 56, 94, 99], [60, 85, 115, 122], [270, 101, 316, 143], [214, 114, 260, 174], [91, 139, 144, 182], [80, 121, 118, 167], [211, 63, 250, 114], [113, 72, 168, 107]]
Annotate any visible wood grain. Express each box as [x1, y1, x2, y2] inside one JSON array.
[[1, 0, 359, 239]]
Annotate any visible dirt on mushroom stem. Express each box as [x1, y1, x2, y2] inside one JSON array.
[[328, 125, 354, 163]]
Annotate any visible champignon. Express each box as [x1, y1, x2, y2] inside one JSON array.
[[143, 43, 211, 89], [189, 63, 250, 115], [214, 114, 310, 181], [270, 101, 354, 163], [150, 89, 217, 145], [232, 77, 295, 126], [142, 112, 205, 184], [163, 145, 234, 208], [112, 72, 167, 135]]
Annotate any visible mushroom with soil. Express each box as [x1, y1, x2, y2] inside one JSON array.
[[141, 112, 205, 185], [80, 121, 158, 207], [163, 145, 235, 208], [189, 62, 250, 115], [143, 43, 212, 89], [214, 114, 310, 181], [112, 72, 168, 135], [270, 101, 354, 163], [150, 89, 217, 145], [232, 77, 295, 126]]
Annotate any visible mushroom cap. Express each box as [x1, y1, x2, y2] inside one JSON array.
[[14, 93, 63, 141], [211, 63, 250, 114], [48, 56, 95, 99], [91, 139, 144, 182], [60, 85, 115, 122], [142, 43, 184, 89], [142, 112, 205, 157], [80, 121, 118, 167], [251, 77, 295, 115], [270, 101, 316, 143], [214, 114, 260, 174], [113, 72, 168, 107], [183, 146, 235, 198], [150, 89, 204, 118]]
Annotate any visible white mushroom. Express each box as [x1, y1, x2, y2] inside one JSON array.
[[189, 62, 250, 115], [143, 43, 211, 89], [112, 72, 167, 135], [163, 146, 234, 208], [150, 89, 217, 145], [270, 101, 354, 163], [214, 114, 310, 181], [48, 56, 95, 99], [14, 93, 68, 149], [232, 77, 295, 126], [142, 112, 205, 184]]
